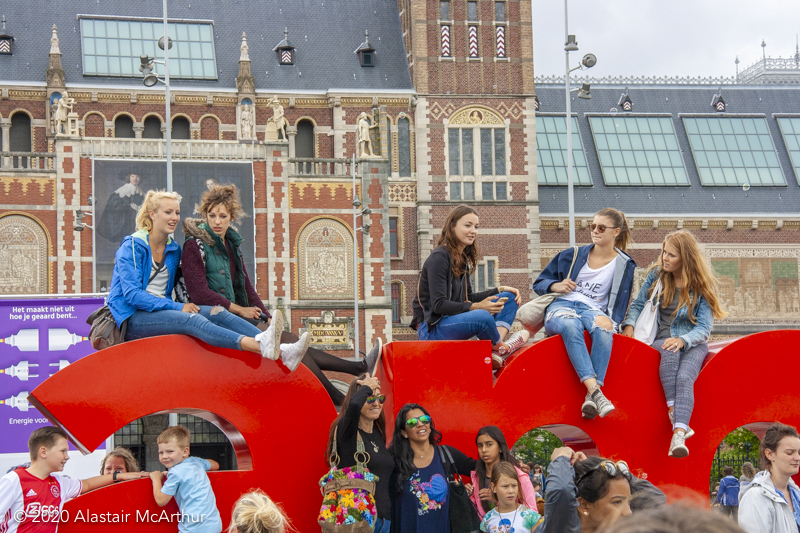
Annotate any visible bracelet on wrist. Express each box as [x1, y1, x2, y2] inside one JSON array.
[[112, 471, 120, 483]]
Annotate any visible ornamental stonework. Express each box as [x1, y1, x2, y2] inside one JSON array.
[[449, 106, 504, 126], [297, 218, 353, 300], [0, 215, 49, 295], [388, 183, 417, 203]]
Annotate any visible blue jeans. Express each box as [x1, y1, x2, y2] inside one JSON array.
[[373, 518, 391, 533], [544, 300, 614, 385], [417, 292, 518, 345], [126, 305, 262, 350]]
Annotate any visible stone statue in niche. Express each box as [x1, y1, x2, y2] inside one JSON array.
[[356, 111, 380, 157], [54, 92, 76, 135], [239, 104, 255, 140], [265, 96, 287, 141]]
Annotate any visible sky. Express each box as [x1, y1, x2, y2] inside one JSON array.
[[532, 0, 800, 79]]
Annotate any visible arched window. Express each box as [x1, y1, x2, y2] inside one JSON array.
[[10, 112, 31, 168], [398, 117, 411, 177], [172, 117, 191, 140], [296, 120, 315, 158], [114, 115, 135, 138], [201, 116, 219, 140], [142, 116, 163, 139]]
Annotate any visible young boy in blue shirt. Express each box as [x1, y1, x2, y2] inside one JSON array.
[[150, 426, 223, 533]]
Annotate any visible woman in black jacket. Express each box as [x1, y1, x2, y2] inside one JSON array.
[[388, 403, 477, 533], [411, 205, 527, 367]]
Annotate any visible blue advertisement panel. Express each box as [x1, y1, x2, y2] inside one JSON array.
[[0, 297, 104, 455]]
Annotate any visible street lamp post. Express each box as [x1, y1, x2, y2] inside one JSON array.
[[351, 154, 371, 361], [562, 0, 596, 246]]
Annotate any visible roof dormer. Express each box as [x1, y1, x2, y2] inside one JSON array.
[[273, 27, 295, 65], [355, 30, 375, 67]]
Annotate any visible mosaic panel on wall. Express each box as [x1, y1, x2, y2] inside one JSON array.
[[0, 215, 48, 294], [298, 218, 353, 300]]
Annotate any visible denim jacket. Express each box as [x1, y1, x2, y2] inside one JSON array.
[[621, 268, 714, 350]]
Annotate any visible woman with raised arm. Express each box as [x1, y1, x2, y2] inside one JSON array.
[[106, 190, 307, 369], [535, 208, 636, 419], [412, 205, 527, 368], [181, 184, 382, 405], [621, 230, 726, 458]]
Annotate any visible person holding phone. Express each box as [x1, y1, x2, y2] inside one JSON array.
[[411, 205, 528, 367]]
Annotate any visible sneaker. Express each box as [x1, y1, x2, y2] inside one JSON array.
[[363, 338, 383, 376], [280, 331, 310, 372], [668, 431, 689, 458], [491, 352, 504, 370], [498, 330, 529, 356], [668, 410, 695, 439], [581, 392, 599, 419], [256, 310, 284, 360], [591, 388, 616, 418]]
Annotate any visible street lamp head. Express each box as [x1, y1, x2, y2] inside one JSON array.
[[361, 224, 371, 234], [143, 73, 159, 87], [565, 34, 578, 52], [157, 36, 173, 51], [581, 53, 597, 68], [577, 83, 592, 99]]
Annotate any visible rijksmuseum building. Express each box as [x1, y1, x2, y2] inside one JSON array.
[[2, 2, 800, 359]]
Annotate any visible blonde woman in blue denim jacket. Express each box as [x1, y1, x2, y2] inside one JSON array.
[[621, 230, 726, 459]]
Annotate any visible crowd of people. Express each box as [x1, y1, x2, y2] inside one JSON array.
[[1, 194, 797, 533]]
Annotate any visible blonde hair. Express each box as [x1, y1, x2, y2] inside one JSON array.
[[135, 190, 181, 232], [228, 490, 293, 533], [99, 446, 140, 474], [157, 425, 191, 449], [647, 230, 727, 322]]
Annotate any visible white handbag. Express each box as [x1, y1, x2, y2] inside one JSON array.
[[517, 247, 578, 335], [633, 278, 663, 345]]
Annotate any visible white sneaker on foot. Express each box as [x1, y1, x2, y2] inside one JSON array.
[[582, 392, 599, 419], [668, 431, 689, 458], [256, 310, 284, 360], [280, 331, 310, 372], [498, 330, 529, 357], [591, 388, 616, 418], [491, 352, 504, 370]]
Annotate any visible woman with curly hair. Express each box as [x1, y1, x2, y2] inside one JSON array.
[[182, 184, 381, 405]]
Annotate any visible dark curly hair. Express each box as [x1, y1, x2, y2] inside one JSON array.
[[195, 184, 249, 226], [388, 404, 442, 493]]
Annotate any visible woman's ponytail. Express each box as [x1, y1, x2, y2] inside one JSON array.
[[595, 207, 632, 252]]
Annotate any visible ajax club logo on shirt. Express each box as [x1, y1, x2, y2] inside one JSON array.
[[50, 484, 60, 498]]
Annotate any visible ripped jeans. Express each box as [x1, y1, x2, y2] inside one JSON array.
[[544, 299, 615, 385]]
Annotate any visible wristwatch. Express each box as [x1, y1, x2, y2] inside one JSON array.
[[113, 471, 120, 483]]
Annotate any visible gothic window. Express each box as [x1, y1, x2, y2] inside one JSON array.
[[398, 117, 411, 177], [440, 1, 451, 20], [142, 116, 163, 139], [114, 115, 135, 138], [297, 219, 353, 301], [468, 1, 478, 21], [447, 107, 507, 201], [389, 217, 399, 257], [171, 117, 191, 140], [10, 112, 31, 168], [471, 259, 497, 292], [495, 2, 505, 21], [391, 282, 402, 323]]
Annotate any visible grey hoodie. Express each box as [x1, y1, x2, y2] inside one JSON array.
[[739, 470, 800, 533]]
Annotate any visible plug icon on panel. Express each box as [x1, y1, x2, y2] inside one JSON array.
[[48, 329, 88, 351], [1, 330, 39, 352], [1, 361, 39, 381], [1, 392, 30, 412]]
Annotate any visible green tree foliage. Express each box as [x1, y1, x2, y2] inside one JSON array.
[[722, 427, 761, 454], [511, 428, 564, 472]]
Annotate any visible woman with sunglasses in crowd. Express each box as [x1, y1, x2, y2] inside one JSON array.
[[388, 404, 477, 532], [534, 208, 635, 419], [182, 184, 382, 406], [325, 373, 393, 533], [469, 426, 537, 520], [621, 230, 726, 458], [412, 205, 528, 368], [537, 447, 665, 533]]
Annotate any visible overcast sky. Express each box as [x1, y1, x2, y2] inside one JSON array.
[[532, 0, 800, 79]]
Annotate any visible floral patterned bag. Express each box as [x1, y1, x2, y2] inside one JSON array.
[[318, 427, 379, 532]]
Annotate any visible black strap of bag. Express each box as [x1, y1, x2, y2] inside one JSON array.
[[438, 445, 481, 533]]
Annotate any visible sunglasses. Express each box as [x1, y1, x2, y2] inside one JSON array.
[[574, 460, 630, 486], [405, 415, 432, 428], [590, 224, 618, 233], [366, 395, 386, 404]]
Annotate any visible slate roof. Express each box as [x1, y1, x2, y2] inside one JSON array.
[[534, 84, 800, 215], [0, 0, 413, 92]]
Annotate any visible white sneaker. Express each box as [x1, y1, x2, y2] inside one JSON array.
[[591, 388, 616, 418], [582, 392, 599, 419], [668, 432, 689, 458], [498, 330, 529, 356], [491, 352, 504, 370], [256, 310, 284, 360], [280, 331, 310, 372], [668, 410, 695, 439]]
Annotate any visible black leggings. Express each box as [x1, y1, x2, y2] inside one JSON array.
[[280, 331, 366, 405]]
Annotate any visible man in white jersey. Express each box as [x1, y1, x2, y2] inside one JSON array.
[[0, 426, 148, 533]]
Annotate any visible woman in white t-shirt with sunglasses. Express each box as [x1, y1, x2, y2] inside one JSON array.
[[533, 208, 636, 420]]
